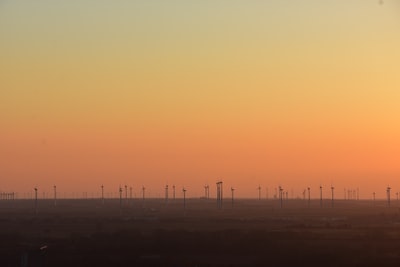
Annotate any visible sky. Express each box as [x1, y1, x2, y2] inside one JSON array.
[[1, 1, 400, 199]]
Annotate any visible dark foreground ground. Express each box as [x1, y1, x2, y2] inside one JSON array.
[[1, 198, 400, 267]]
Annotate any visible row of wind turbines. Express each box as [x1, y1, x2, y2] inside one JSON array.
[[3, 181, 399, 214], [14, 183, 399, 215]]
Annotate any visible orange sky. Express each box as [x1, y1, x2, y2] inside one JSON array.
[[1, 1, 400, 198]]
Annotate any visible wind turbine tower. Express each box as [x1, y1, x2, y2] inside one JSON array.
[[307, 187, 311, 208], [331, 186, 334, 208], [231, 187, 235, 208], [182, 187, 187, 210], [319, 185, 323, 208], [101, 185, 104, 205], [53, 185, 57, 207], [216, 181, 223, 209], [279, 186, 284, 208], [142, 186, 146, 203], [204, 185, 210, 199], [165, 184, 169, 205], [387, 186, 391, 207], [34, 187, 38, 215], [119, 186, 123, 214], [125, 185, 128, 205], [258, 185, 261, 200]]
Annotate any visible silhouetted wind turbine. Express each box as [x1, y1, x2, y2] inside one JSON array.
[[165, 184, 169, 205], [142, 186, 146, 204], [124, 185, 128, 205], [331, 185, 334, 208], [307, 187, 311, 208], [216, 181, 223, 209], [387, 186, 391, 207], [258, 185, 261, 200], [182, 187, 187, 210], [53, 185, 57, 207], [204, 184, 210, 199], [231, 187, 235, 208], [279, 186, 283, 208], [172, 185, 176, 200], [319, 185, 323, 208], [119, 186, 123, 214], [34, 187, 38, 215], [101, 185, 104, 205]]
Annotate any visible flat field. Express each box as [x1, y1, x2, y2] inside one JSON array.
[[1, 198, 400, 266]]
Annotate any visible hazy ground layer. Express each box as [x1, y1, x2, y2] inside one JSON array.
[[1, 198, 400, 267]]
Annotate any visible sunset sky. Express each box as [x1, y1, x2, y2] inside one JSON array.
[[1, 1, 399, 198]]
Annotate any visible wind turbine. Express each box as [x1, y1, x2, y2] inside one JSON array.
[[125, 185, 128, 205], [204, 184, 210, 199], [53, 185, 57, 207], [34, 187, 38, 215], [101, 185, 104, 205], [307, 187, 311, 208], [216, 181, 223, 209], [119, 186, 123, 214], [172, 185, 176, 200], [216, 182, 220, 208], [258, 185, 261, 200], [319, 185, 323, 208], [279, 186, 284, 208], [182, 187, 187, 210], [165, 184, 169, 205], [387, 186, 391, 207], [331, 185, 334, 208], [142, 186, 146, 206], [231, 187, 235, 208]]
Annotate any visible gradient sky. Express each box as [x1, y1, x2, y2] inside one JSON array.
[[1, 1, 399, 198]]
